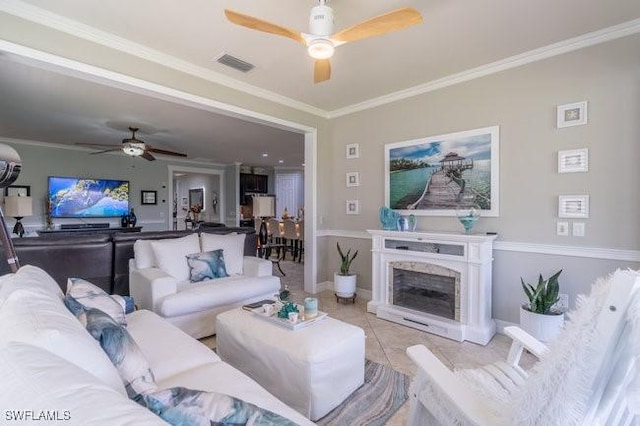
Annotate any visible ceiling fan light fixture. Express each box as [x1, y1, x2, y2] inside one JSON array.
[[123, 142, 145, 157], [307, 39, 334, 59]]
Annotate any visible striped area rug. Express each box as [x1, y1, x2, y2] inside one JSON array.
[[316, 360, 410, 426]]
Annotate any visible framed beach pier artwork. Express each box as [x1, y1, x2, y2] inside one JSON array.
[[385, 126, 499, 216]]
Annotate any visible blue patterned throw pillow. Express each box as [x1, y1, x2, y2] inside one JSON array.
[[140, 386, 299, 426], [85, 308, 157, 399], [65, 278, 127, 326], [186, 250, 229, 283]]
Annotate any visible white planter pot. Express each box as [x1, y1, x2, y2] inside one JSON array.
[[520, 306, 565, 343], [334, 273, 357, 297]]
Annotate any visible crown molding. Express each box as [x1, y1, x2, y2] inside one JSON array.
[[0, 0, 328, 118], [326, 18, 640, 118]]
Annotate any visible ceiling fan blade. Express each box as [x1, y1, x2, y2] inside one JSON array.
[[89, 148, 122, 155], [314, 59, 331, 84], [141, 152, 156, 161], [331, 7, 422, 44], [147, 146, 187, 157], [225, 10, 306, 45], [76, 142, 121, 148]]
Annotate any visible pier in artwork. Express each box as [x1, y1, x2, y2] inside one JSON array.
[[409, 152, 476, 209]]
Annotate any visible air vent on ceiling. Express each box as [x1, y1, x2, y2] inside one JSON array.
[[215, 53, 255, 73]]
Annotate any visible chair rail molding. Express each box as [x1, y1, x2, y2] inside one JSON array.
[[318, 230, 640, 262]]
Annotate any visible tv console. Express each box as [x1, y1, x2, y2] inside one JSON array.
[[38, 226, 142, 236], [60, 223, 111, 230]]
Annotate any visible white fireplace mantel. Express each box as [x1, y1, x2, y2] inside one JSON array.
[[367, 229, 497, 345]]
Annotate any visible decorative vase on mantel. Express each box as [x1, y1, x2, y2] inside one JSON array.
[[396, 214, 416, 232], [379, 206, 401, 230]]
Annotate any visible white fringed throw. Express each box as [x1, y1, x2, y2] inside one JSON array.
[[414, 270, 640, 426]]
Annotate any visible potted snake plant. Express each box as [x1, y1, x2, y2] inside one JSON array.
[[520, 269, 564, 342], [334, 242, 358, 298]]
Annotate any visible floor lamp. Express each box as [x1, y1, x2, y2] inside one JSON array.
[[0, 144, 23, 272]]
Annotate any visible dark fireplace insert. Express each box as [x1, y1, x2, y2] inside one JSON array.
[[392, 268, 456, 320]]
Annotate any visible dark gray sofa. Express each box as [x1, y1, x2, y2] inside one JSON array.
[[0, 227, 257, 294]]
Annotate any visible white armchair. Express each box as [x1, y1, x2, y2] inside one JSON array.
[[129, 233, 281, 339], [407, 269, 640, 426]]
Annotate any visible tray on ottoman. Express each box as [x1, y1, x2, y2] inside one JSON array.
[[251, 306, 328, 330]]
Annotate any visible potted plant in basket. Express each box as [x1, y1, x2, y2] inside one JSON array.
[[520, 269, 564, 342], [334, 242, 358, 298]]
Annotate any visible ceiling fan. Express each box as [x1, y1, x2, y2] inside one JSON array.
[[225, 1, 422, 83], [76, 127, 187, 161]]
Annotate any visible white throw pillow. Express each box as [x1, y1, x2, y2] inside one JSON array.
[[0, 288, 126, 394], [150, 234, 200, 281], [0, 265, 64, 302], [134, 239, 156, 269], [200, 232, 246, 275]]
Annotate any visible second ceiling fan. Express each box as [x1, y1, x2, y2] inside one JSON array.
[[225, 1, 422, 83], [77, 127, 187, 161]]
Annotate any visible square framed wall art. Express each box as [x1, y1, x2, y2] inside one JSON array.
[[346, 144, 359, 159], [346, 172, 360, 187], [557, 101, 588, 128], [346, 200, 360, 215], [558, 148, 588, 173], [4, 185, 30, 197], [141, 190, 157, 205], [558, 195, 589, 218]]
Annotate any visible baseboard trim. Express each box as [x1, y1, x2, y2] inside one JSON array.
[[314, 280, 372, 302], [495, 319, 519, 335]]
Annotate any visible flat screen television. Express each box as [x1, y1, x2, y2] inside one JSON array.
[[48, 176, 130, 218]]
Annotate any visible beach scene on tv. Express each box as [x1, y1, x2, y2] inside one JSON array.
[[388, 130, 493, 212], [48, 177, 129, 218]]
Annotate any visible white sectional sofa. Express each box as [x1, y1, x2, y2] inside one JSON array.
[[130, 232, 281, 338], [0, 265, 313, 425]]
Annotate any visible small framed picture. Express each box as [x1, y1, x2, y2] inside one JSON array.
[[558, 148, 588, 173], [346, 200, 360, 215], [346, 143, 359, 159], [558, 195, 589, 218], [346, 172, 360, 187], [557, 101, 588, 128], [181, 196, 188, 207], [141, 190, 157, 205], [4, 185, 30, 197]]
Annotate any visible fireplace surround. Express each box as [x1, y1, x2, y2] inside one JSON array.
[[368, 230, 497, 345]]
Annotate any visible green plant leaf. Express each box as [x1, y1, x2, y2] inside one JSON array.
[[521, 269, 562, 314]]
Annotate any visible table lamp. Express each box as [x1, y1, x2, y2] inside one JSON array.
[[252, 196, 274, 247], [4, 196, 32, 238]]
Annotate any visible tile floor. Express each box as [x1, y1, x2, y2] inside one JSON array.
[[201, 259, 536, 425]]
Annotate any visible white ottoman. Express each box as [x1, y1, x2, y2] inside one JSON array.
[[216, 308, 365, 421]]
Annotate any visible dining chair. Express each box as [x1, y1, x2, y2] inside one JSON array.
[[282, 219, 298, 261], [406, 269, 640, 426], [295, 220, 304, 263]]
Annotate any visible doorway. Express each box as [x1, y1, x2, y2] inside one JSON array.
[[169, 166, 224, 231], [275, 171, 304, 219]]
